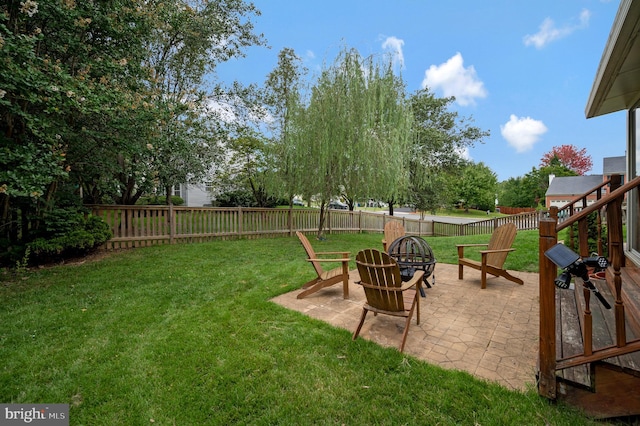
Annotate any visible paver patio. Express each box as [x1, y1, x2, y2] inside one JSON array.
[[272, 262, 540, 391]]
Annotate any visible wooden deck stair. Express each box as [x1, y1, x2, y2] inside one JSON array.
[[555, 266, 640, 418], [538, 175, 640, 419]]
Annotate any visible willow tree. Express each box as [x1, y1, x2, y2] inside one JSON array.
[[292, 48, 412, 237]]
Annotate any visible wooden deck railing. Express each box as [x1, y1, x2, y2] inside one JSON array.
[[555, 176, 614, 254], [538, 174, 640, 399], [88, 205, 540, 249]]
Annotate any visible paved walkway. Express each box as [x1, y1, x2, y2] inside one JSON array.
[[271, 263, 540, 391]]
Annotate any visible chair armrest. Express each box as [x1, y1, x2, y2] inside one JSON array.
[[306, 258, 350, 263], [456, 244, 488, 258], [400, 270, 425, 291], [315, 251, 350, 256], [479, 248, 515, 255]]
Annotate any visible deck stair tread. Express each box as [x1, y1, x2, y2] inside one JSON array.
[[556, 266, 640, 388]]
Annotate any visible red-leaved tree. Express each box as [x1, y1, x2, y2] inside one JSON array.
[[540, 144, 593, 175]]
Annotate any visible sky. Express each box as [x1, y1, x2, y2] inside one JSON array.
[[215, 0, 625, 182]]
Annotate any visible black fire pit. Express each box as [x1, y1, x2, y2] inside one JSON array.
[[388, 236, 436, 297]]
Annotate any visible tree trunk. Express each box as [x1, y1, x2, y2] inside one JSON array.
[[317, 202, 328, 239]]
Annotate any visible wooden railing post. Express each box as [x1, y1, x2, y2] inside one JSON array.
[[607, 175, 626, 347], [578, 218, 589, 257], [583, 287, 593, 356], [538, 211, 558, 399], [568, 205, 575, 248]]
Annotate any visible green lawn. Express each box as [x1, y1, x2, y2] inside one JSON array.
[[0, 232, 601, 425]]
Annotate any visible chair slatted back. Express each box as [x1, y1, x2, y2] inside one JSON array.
[[486, 223, 517, 268], [383, 221, 405, 252], [356, 249, 405, 313], [296, 231, 324, 277]]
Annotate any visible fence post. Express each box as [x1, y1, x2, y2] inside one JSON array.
[[169, 204, 175, 244], [238, 207, 243, 237]]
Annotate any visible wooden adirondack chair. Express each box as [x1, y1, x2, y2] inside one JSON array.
[[382, 221, 405, 252], [456, 222, 524, 289], [295, 231, 350, 299], [353, 248, 424, 352]]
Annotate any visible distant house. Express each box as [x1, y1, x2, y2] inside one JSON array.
[[603, 155, 627, 183], [173, 182, 213, 207], [545, 174, 605, 210], [545, 155, 626, 209]]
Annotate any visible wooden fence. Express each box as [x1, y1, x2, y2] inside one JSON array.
[[88, 205, 541, 250], [496, 206, 537, 215]]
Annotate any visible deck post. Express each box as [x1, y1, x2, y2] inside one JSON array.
[[538, 210, 558, 399], [607, 175, 626, 346]]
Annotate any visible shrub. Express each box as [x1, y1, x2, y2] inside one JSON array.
[[213, 189, 287, 207], [212, 189, 256, 207], [568, 211, 607, 257], [27, 214, 112, 263], [137, 195, 185, 205]]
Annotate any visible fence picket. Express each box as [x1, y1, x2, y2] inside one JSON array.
[[88, 205, 540, 250]]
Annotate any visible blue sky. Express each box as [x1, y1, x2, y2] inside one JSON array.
[[215, 0, 624, 181]]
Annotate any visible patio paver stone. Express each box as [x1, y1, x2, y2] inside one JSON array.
[[272, 262, 540, 391]]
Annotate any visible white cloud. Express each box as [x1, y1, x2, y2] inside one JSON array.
[[500, 114, 548, 152], [206, 96, 273, 126], [206, 99, 237, 123], [422, 52, 487, 106], [524, 9, 591, 49], [381, 36, 405, 70], [457, 146, 472, 161]]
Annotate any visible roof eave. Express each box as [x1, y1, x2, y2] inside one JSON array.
[[586, 0, 640, 118]]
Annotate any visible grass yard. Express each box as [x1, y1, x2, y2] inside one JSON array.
[[0, 231, 603, 425]]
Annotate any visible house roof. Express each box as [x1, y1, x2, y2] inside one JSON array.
[[603, 156, 626, 175], [586, 0, 640, 118], [546, 175, 604, 197]]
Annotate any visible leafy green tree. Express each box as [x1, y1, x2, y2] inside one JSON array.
[[141, 0, 264, 204], [411, 170, 455, 216], [218, 133, 275, 207], [498, 161, 576, 208], [406, 89, 488, 215], [0, 0, 265, 263], [498, 176, 532, 208], [455, 162, 498, 212], [263, 48, 307, 207], [1, 0, 152, 253]]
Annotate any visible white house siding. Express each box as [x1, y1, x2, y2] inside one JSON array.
[[181, 183, 212, 207]]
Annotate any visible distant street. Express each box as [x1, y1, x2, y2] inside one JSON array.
[[366, 207, 479, 225]]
